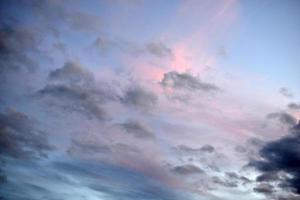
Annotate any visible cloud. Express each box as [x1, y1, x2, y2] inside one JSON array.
[[279, 88, 293, 98], [38, 84, 108, 120], [225, 172, 251, 185], [266, 112, 297, 127], [23, 0, 102, 33], [288, 102, 300, 110], [144, 42, 173, 58], [37, 62, 115, 120], [0, 108, 53, 159], [171, 144, 223, 173], [200, 144, 215, 153], [68, 137, 111, 156], [217, 45, 227, 58], [121, 86, 157, 110], [52, 160, 188, 200], [248, 121, 300, 196], [160, 71, 220, 92], [0, 168, 7, 184], [120, 120, 154, 139], [0, 17, 40, 74], [253, 183, 274, 194], [212, 176, 238, 188], [171, 164, 204, 175], [173, 144, 215, 154], [93, 36, 173, 58], [67, 11, 102, 33], [48, 62, 94, 86], [256, 172, 279, 182]]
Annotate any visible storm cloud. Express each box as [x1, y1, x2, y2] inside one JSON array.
[[249, 121, 300, 196]]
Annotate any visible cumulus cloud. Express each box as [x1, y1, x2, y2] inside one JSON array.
[[249, 121, 300, 196], [160, 71, 220, 92], [0, 108, 53, 159]]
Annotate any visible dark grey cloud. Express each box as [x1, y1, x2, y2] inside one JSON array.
[[279, 88, 293, 98], [0, 108, 53, 159], [253, 183, 274, 194], [160, 71, 220, 92], [121, 87, 157, 110], [288, 102, 300, 110], [248, 121, 300, 195], [267, 112, 297, 127], [256, 172, 280, 182], [120, 120, 154, 139], [171, 164, 204, 175]]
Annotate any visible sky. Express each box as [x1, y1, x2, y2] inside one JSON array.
[[0, 0, 300, 200]]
